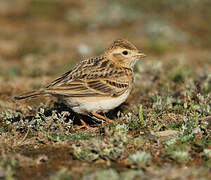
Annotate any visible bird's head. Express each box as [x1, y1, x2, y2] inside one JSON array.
[[103, 39, 146, 69]]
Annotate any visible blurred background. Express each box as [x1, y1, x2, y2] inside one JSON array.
[[0, 0, 210, 104], [0, 1, 210, 179]]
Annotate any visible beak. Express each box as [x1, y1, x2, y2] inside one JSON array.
[[136, 51, 146, 58]]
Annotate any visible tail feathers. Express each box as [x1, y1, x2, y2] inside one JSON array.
[[14, 90, 47, 100]]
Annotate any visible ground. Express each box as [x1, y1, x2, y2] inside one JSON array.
[[0, 0, 210, 180]]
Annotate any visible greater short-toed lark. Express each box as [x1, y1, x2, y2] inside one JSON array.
[[15, 39, 146, 121]]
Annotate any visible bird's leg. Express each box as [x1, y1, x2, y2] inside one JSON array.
[[75, 115, 90, 130], [91, 112, 112, 123]]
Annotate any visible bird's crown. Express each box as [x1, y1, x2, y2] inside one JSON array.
[[108, 39, 138, 51]]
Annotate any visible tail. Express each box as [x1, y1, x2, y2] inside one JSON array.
[[14, 90, 47, 100]]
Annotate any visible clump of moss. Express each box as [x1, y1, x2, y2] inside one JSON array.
[[170, 150, 190, 163], [72, 124, 129, 161], [0, 157, 17, 180], [83, 169, 119, 180], [49, 168, 73, 180], [129, 151, 151, 167]]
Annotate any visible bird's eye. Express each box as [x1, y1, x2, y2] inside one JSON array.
[[122, 50, 128, 55]]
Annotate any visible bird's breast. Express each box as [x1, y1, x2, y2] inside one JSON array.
[[63, 87, 132, 115]]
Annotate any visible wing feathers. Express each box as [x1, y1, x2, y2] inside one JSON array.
[[16, 57, 132, 100]]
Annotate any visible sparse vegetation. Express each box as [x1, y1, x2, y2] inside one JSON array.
[[0, 0, 210, 179]]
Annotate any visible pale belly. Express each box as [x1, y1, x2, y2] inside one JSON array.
[[62, 88, 131, 115]]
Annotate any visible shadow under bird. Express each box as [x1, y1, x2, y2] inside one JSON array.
[[15, 39, 146, 123]]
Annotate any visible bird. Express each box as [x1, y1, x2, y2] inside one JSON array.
[[15, 39, 146, 126]]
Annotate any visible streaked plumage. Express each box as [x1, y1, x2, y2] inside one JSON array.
[[15, 39, 146, 115]]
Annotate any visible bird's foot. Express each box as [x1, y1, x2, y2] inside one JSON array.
[[91, 112, 112, 123], [75, 118, 91, 130]]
